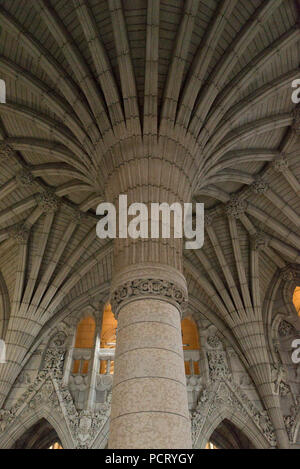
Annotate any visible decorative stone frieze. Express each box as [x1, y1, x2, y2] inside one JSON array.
[[225, 195, 247, 219], [110, 278, 188, 315], [35, 189, 60, 213], [207, 351, 229, 380], [250, 178, 269, 195]]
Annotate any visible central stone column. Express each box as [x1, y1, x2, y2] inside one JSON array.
[[104, 155, 193, 448], [108, 264, 191, 448]]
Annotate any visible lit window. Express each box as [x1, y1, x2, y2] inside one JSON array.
[[100, 304, 117, 375], [181, 318, 200, 375], [205, 442, 218, 449], [293, 287, 300, 316], [100, 303, 117, 349], [49, 442, 63, 449], [72, 316, 96, 374]]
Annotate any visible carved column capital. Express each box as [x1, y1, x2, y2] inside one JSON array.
[[110, 264, 188, 316]]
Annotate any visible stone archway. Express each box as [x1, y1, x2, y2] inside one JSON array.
[[208, 418, 256, 449], [12, 418, 62, 449]]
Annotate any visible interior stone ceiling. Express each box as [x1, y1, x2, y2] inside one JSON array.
[[0, 0, 299, 366]]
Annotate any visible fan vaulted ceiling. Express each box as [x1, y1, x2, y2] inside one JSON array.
[[0, 0, 299, 398]]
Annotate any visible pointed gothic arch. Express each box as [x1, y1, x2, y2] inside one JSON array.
[[0, 404, 74, 449], [12, 418, 62, 449]]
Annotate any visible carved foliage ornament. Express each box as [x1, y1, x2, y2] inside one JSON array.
[[0, 143, 14, 160], [191, 380, 277, 447], [111, 278, 188, 313], [207, 351, 229, 380], [36, 189, 60, 213], [206, 335, 221, 349], [250, 178, 269, 195], [272, 154, 289, 173], [225, 195, 247, 219], [280, 267, 297, 282], [16, 169, 35, 187], [278, 320, 294, 338]]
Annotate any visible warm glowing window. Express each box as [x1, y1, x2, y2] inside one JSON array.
[[72, 316, 96, 374], [182, 318, 200, 375], [100, 303, 117, 374], [100, 303, 117, 349], [75, 316, 96, 349], [293, 287, 300, 316], [181, 318, 200, 350], [206, 442, 218, 449], [49, 442, 63, 449]]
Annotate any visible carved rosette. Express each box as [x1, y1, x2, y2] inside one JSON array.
[[225, 195, 247, 219], [272, 154, 289, 173], [250, 178, 269, 195], [36, 189, 60, 213], [279, 266, 297, 282], [0, 143, 14, 160], [110, 277, 188, 316], [206, 335, 221, 349]]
